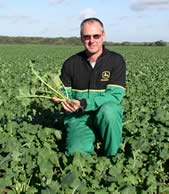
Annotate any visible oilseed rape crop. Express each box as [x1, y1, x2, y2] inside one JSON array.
[[0, 44, 169, 193]]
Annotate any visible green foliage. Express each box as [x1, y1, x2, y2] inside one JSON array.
[[17, 61, 69, 104], [154, 40, 167, 46], [0, 36, 82, 45], [0, 45, 169, 193]]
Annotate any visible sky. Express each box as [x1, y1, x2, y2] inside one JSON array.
[[0, 0, 169, 42]]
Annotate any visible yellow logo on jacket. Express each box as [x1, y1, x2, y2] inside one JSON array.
[[101, 71, 110, 81]]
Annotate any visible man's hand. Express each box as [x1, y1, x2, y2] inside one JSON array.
[[51, 97, 81, 112]]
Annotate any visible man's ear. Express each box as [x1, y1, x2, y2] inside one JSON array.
[[103, 31, 106, 42]]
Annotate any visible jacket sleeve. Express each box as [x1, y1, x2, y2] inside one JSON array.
[[84, 85, 125, 112], [84, 54, 126, 112]]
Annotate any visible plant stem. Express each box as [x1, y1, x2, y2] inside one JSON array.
[[18, 95, 52, 99], [31, 64, 66, 99]]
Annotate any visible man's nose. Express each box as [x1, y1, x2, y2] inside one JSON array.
[[89, 36, 95, 42]]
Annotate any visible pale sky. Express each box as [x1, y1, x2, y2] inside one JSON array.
[[0, 0, 169, 42]]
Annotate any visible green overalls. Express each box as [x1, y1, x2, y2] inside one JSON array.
[[60, 47, 126, 156]]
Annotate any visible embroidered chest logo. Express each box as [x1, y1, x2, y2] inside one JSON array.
[[101, 71, 110, 81]]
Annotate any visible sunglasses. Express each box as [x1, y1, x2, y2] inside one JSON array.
[[82, 34, 102, 41]]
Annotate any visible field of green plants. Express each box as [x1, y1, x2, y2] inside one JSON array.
[[0, 44, 169, 194]]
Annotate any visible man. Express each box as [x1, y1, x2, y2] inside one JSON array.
[[52, 17, 126, 157]]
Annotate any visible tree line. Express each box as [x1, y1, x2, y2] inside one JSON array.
[[0, 36, 168, 46]]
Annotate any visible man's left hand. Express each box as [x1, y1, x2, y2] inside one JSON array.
[[51, 97, 81, 112]]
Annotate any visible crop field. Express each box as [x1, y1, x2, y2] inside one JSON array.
[[0, 44, 169, 194]]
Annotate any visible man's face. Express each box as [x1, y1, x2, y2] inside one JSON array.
[[81, 21, 105, 55]]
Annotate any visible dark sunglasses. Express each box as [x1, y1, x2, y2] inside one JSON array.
[[82, 34, 102, 41]]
